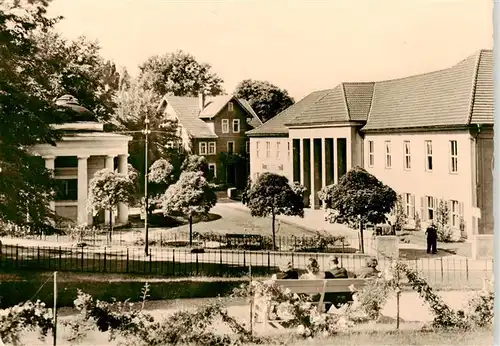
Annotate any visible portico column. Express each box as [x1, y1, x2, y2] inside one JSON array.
[[299, 139, 304, 185], [104, 155, 115, 225], [43, 156, 56, 214], [117, 154, 129, 224], [77, 155, 89, 225], [321, 139, 327, 210], [310, 139, 316, 210], [346, 137, 352, 171], [333, 137, 339, 185]]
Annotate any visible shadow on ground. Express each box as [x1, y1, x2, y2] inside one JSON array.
[[123, 212, 222, 229], [399, 248, 455, 260]]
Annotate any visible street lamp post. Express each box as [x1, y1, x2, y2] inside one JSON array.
[[142, 116, 151, 256]]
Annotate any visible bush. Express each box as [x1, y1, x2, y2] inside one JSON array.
[[292, 232, 348, 253], [464, 291, 494, 328]]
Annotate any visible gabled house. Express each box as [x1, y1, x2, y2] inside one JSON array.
[[247, 49, 493, 243], [158, 94, 262, 188]]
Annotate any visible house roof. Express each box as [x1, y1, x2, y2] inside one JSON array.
[[159, 95, 261, 139], [362, 49, 493, 131], [246, 89, 331, 137]]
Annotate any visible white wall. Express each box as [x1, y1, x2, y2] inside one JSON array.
[[364, 130, 475, 239], [249, 137, 292, 182]]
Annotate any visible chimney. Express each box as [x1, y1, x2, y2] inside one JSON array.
[[198, 92, 205, 111]]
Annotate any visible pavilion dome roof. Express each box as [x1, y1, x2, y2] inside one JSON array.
[[55, 95, 96, 122]]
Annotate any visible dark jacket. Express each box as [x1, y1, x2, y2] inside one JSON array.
[[426, 225, 437, 240], [325, 267, 348, 279], [276, 270, 299, 280]]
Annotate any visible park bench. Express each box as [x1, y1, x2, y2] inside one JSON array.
[[254, 278, 366, 329], [225, 233, 263, 250]]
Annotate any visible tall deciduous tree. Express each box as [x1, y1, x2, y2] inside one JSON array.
[[111, 79, 182, 197], [87, 169, 136, 242], [245, 173, 305, 250], [234, 79, 294, 123], [33, 31, 119, 121], [160, 171, 217, 246], [181, 155, 209, 176], [0, 0, 72, 230], [139, 50, 224, 97], [319, 167, 397, 253]]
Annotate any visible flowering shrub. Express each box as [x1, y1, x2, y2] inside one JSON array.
[[345, 277, 391, 322], [463, 290, 494, 329], [233, 280, 354, 338], [67, 287, 265, 346], [291, 232, 347, 252], [0, 300, 53, 346], [64, 224, 98, 243]]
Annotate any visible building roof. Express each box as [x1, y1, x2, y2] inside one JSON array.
[[246, 89, 331, 137], [160, 95, 261, 139], [362, 49, 493, 131]]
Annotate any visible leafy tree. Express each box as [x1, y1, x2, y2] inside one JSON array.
[[160, 171, 217, 246], [111, 79, 182, 196], [393, 195, 407, 232], [234, 79, 294, 122], [245, 173, 304, 250], [138, 50, 224, 97], [33, 31, 119, 121], [0, 0, 75, 230], [181, 155, 209, 176], [87, 169, 136, 242], [148, 158, 174, 210], [320, 167, 397, 253]]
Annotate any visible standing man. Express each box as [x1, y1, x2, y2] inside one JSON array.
[[426, 222, 438, 254]]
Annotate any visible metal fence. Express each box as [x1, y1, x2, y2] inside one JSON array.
[[0, 243, 492, 289], [1, 230, 365, 253]]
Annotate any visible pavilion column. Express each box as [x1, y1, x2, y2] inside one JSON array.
[[77, 155, 89, 225], [321, 139, 327, 209], [43, 156, 56, 215], [310, 139, 316, 210], [117, 154, 129, 224], [299, 139, 304, 185], [334, 138, 339, 184], [104, 155, 115, 225]]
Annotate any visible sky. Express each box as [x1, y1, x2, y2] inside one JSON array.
[[48, 0, 493, 101]]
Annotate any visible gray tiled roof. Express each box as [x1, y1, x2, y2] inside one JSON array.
[[362, 49, 493, 131], [246, 89, 331, 137], [161, 95, 261, 138]]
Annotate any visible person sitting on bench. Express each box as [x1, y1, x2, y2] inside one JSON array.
[[357, 258, 381, 279], [300, 257, 324, 280], [324, 256, 348, 279], [272, 259, 298, 280]]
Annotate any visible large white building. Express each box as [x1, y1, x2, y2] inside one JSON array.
[[31, 95, 132, 226], [247, 50, 493, 241]]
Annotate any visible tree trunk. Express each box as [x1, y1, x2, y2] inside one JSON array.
[[359, 219, 365, 254], [109, 209, 113, 244], [272, 213, 276, 251], [189, 215, 193, 247]]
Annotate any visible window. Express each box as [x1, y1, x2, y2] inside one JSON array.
[[55, 179, 78, 201], [450, 140, 458, 173], [368, 140, 374, 167], [425, 140, 433, 171], [199, 142, 207, 155], [450, 200, 459, 227], [246, 141, 250, 154], [222, 119, 229, 133], [227, 141, 234, 154], [404, 193, 415, 219], [384, 141, 392, 168], [256, 141, 260, 158], [228, 102, 233, 112], [266, 141, 271, 158], [208, 142, 216, 155], [403, 141, 411, 170], [276, 141, 281, 158], [232, 119, 240, 133], [426, 196, 435, 221], [208, 163, 216, 178]]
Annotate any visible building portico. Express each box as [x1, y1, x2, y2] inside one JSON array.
[[32, 123, 132, 226]]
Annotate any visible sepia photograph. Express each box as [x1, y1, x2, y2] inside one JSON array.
[[0, 0, 495, 345]]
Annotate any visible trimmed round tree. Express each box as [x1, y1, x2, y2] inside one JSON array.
[[148, 158, 174, 211], [320, 166, 397, 253], [245, 173, 305, 250], [160, 171, 217, 246], [87, 169, 136, 243]]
